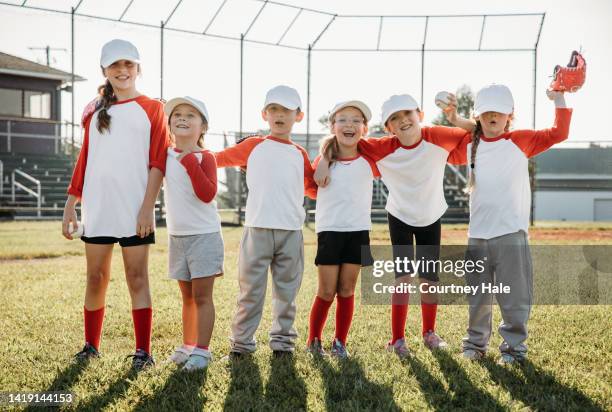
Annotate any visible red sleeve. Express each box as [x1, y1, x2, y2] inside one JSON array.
[[180, 151, 217, 203], [214, 136, 264, 168], [362, 154, 381, 178], [140, 98, 171, 175], [357, 136, 398, 162], [67, 116, 91, 199], [509, 108, 573, 158], [305, 155, 322, 199], [298, 146, 318, 200], [81, 98, 98, 127], [447, 134, 471, 166], [424, 126, 472, 152]]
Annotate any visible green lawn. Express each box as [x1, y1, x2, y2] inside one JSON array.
[[0, 221, 610, 411]]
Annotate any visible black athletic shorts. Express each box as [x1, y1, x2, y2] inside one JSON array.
[[315, 230, 374, 266], [81, 232, 155, 247], [388, 213, 441, 281]]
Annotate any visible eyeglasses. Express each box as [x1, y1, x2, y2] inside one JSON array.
[[334, 117, 364, 126]]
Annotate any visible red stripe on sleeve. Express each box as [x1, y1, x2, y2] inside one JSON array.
[[509, 108, 573, 158], [447, 134, 471, 166], [424, 126, 472, 152], [296, 144, 317, 200], [139, 97, 171, 175], [357, 136, 398, 162], [214, 136, 265, 168], [180, 151, 218, 203], [67, 117, 91, 199], [362, 154, 381, 178]]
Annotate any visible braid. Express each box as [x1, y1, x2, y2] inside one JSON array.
[[96, 79, 117, 134], [467, 120, 482, 193]]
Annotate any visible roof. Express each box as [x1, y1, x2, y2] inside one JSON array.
[[535, 146, 612, 176], [0, 51, 85, 83]]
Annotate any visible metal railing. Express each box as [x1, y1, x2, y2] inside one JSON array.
[[447, 164, 468, 185], [11, 169, 41, 217], [0, 118, 61, 155]]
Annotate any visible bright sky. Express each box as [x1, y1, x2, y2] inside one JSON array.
[[1, 0, 610, 152]]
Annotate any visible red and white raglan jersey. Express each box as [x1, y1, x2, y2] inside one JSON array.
[[215, 135, 317, 230], [164, 148, 221, 235], [67, 95, 170, 238], [311, 154, 380, 233], [448, 108, 573, 239], [358, 126, 470, 227]]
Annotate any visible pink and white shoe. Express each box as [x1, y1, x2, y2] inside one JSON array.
[[423, 331, 448, 350], [386, 338, 411, 359]]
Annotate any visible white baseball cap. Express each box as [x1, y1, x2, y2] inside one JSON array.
[[474, 84, 514, 116], [381, 94, 420, 125], [164, 96, 210, 123], [100, 39, 140, 68], [329, 100, 372, 123], [263, 85, 302, 111]]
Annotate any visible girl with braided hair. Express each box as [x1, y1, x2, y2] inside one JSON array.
[[447, 84, 571, 364], [62, 39, 170, 370]]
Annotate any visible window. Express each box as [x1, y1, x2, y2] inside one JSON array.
[[0, 88, 52, 119], [0, 88, 22, 117], [25, 91, 51, 119]]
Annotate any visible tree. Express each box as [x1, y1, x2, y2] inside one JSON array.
[[432, 85, 474, 126]]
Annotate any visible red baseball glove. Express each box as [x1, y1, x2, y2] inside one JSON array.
[[549, 50, 586, 93]]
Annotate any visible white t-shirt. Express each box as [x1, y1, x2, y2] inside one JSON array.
[[68, 95, 169, 238], [214, 135, 316, 231], [358, 126, 470, 227], [164, 148, 221, 235], [448, 108, 573, 239], [313, 154, 379, 233]]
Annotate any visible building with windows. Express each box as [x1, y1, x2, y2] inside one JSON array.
[[0, 51, 85, 154], [535, 146, 612, 221]]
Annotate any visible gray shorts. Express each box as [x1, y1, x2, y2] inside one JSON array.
[[168, 232, 224, 281]]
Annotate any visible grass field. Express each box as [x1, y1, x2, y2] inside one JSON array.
[[0, 221, 610, 411]]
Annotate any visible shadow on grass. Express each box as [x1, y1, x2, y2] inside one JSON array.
[[133, 368, 208, 412], [431, 350, 505, 411], [222, 355, 264, 411], [72, 367, 138, 411], [314, 356, 401, 411], [23, 359, 90, 412], [402, 354, 453, 410], [263, 354, 307, 410], [481, 357, 605, 411]]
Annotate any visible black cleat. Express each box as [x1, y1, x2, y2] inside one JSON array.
[[74, 343, 100, 362], [127, 349, 155, 371]]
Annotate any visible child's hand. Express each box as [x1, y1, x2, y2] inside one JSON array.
[[443, 93, 459, 124], [314, 159, 331, 187], [62, 205, 78, 240], [546, 89, 567, 108], [136, 206, 154, 238]]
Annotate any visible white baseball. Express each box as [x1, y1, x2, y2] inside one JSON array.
[[435, 91, 451, 110], [69, 221, 84, 238]]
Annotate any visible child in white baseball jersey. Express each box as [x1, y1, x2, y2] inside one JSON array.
[[446, 85, 572, 364], [306, 101, 380, 359], [214, 85, 316, 357], [62, 39, 170, 370], [163, 96, 223, 371], [315, 94, 473, 358]]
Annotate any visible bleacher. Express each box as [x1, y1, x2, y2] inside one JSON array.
[[0, 152, 73, 219]]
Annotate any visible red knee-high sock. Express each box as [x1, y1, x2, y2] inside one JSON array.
[[308, 296, 333, 344], [335, 295, 355, 345], [132, 307, 152, 354], [84, 306, 105, 350], [391, 291, 409, 344], [421, 302, 438, 336]]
